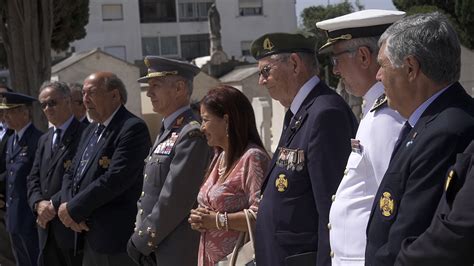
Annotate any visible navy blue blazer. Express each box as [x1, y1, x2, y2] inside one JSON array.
[[395, 140, 474, 266], [255, 81, 358, 266], [27, 118, 86, 251], [61, 106, 151, 254], [365, 82, 474, 266], [5, 123, 43, 234]]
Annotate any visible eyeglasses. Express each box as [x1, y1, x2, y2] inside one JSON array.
[[258, 63, 277, 80], [330, 48, 358, 66], [40, 99, 61, 110]]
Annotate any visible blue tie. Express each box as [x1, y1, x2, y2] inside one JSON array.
[[52, 128, 61, 154], [390, 121, 412, 161], [73, 125, 105, 194]]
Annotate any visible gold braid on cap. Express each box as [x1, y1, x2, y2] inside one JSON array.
[[146, 71, 179, 78], [327, 34, 353, 43]]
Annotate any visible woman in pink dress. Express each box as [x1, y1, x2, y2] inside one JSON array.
[[188, 85, 270, 266]]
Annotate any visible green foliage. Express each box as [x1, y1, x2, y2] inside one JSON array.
[[299, 1, 358, 87], [0, 0, 89, 68], [51, 0, 89, 51], [392, 0, 474, 49]]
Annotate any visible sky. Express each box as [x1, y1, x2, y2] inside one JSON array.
[[295, 0, 398, 25]]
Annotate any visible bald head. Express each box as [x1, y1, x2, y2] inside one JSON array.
[[82, 72, 127, 123]]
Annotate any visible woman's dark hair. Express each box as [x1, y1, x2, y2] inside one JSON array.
[[201, 85, 265, 177]]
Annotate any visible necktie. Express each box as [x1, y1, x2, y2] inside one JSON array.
[[73, 125, 105, 191], [159, 121, 165, 137], [52, 128, 61, 154], [390, 121, 412, 160], [283, 109, 293, 131], [13, 134, 19, 148]]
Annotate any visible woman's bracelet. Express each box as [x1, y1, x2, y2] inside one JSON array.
[[215, 211, 221, 230]]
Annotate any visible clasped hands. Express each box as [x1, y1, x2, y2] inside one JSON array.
[[188, 207, 216, 232], [57, 202, 89, 233]]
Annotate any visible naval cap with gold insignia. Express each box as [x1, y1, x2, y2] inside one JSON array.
[[316, 9, 405, 53], [0, 92, 37, 109], [250, 32, 316, 60], [137, 56, 200, 83]]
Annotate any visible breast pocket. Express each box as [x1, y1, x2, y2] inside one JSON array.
[[144, 155, 171, 188], [338, 151, 368, 198]]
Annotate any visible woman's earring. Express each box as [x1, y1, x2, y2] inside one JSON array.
[[226, 125, 229, 138]]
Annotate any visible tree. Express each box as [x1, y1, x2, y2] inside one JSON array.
[[393, 0, 474, 49], [0, 0, 88, 127], [299, 1, 361, 87]]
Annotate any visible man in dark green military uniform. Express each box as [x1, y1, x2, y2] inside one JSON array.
[[127, 56, 210, 266]]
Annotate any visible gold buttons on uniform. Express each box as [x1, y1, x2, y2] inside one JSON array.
[[138, 230, 143, 236], [330, 251, 334, 258], [144, 174, 148, 180], [140, 209, 144, 215], [147, 241, 154, 247], [141, 191, 145, 197], [331, 194, 336, 202], [327, 223, 331, 230], [344, 169, 348, 175]]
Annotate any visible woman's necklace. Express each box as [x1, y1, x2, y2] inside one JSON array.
[[217, 152, 226, 178]]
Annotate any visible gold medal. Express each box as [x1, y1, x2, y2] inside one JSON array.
[[275, 174, 288, 192]]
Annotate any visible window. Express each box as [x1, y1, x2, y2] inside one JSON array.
[[102, 4, 123, 21], [142, 37, 160, 56], [142, 36, 178, 56], [239, 0, 262, 16], [178, 1, 213, 22], [104, 46, 127, 60], [241, 41, 252, 56], [180, 34, 210, 60], [161, 36, 178, 55], [139, 0, 176, 23]]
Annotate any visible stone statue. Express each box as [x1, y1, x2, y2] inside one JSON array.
[[208, 3, 228, 64]]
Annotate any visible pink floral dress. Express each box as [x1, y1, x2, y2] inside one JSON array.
[[197, 144, 269, 266]]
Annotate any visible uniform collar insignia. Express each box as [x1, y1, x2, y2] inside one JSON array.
[[370, 93, 387, 112]]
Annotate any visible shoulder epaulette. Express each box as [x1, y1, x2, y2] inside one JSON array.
[[370, 93, 388, 112]]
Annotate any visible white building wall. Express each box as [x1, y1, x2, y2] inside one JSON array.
[[217, 0, 297, 59], [71, 0, 142, 63]]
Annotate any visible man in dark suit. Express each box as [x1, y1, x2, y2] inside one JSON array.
[[0, 84, 15, 266], [395, 140, 474, 266], [251, 33, 358, 266], [365, 12, 474, 266], [69, 83, 90, 125], [127, 56, 210, 266], [2, 92, 43, 266], [58, 72, 151, 266], [27, 81, 86, 266]]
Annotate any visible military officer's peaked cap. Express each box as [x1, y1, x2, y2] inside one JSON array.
[[316, 9, 405, 53], [250, 33, 316, 60], [0, 92, 37, 109], [137, 56, 201, 83]]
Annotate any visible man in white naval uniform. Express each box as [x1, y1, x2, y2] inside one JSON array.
[[316, 10, 405, 265]]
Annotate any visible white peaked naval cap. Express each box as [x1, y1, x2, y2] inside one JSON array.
[[316, 9, 406, 53]]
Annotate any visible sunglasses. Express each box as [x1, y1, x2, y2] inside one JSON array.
[[259, 63, 277, 80], [40, 99, 61, 110]]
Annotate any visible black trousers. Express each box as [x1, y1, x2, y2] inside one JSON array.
[[40, 228, 82, 266], [82, 239, 135, 266]]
